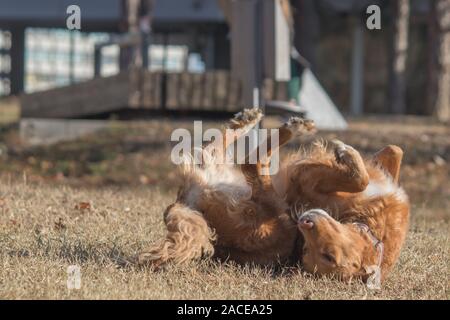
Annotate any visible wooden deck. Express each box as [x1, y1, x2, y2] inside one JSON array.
[[20, 68, 289, 119], [21, 72, 133, 118]]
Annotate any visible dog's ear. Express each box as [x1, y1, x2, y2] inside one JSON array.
[[359, 244, 382, 288], [356, 240, 380, 282]]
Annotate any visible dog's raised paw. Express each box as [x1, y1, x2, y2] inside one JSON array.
[[284, 117, 316, 135], [331, 139, 357, 164], [230, 107, 263, 129]]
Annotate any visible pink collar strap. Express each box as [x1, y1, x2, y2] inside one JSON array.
[[353, 222, 384, 268]]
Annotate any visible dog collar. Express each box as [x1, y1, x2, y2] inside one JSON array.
[[353, 222, 384, 267]]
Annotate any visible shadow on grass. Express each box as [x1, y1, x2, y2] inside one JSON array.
[[29, 232, 137, 270]]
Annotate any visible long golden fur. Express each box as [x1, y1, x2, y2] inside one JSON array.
[[138, 109, 410, 284], [138, 108, 301, 267], [279, 141, 410, 282]]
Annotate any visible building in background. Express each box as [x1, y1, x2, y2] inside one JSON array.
[[0, 0, 227, 96], [0, 31, 11, 96], [21, 28, 206, 94], [0, 0, 447, 120]]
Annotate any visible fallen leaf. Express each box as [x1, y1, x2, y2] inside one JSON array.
[[75, 202, 91, 211]]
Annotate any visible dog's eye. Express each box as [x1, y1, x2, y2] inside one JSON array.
[[322, 253, 336, 264]]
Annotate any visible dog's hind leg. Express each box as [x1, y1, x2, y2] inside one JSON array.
[[372, 145, 403, 184], [202, 108, 263, 164], [241, 117, 315, 191], [291, 140, 370, 194], [137, 203, 215, 268]]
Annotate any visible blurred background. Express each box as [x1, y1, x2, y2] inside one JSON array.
[[0, 0, 448, 119], [0, 0, 448, 191], [0, 1, 448, 300]]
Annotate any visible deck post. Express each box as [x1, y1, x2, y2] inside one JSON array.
[[350, 18, 364, 116], [10, 26, 25, 94]]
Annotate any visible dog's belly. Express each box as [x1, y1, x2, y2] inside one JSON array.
[[185, 164, 252, 209], [363, 178, 407, 202], [185, 165, 297, 265]]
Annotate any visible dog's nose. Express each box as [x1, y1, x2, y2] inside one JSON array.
[[298, 216, 314, 229], [298, 209, 331, 230]]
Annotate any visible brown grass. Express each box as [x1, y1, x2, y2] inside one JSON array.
[[0, 117, 449, 299]]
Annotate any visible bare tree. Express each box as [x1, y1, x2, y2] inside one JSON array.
[[389, 0, 410, 114], [432, 0, 450, 122]]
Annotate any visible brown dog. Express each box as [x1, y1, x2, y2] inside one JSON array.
[[139, 110, 410, 286], [138, 109, 314, 267], [273, 138, 410, 284]]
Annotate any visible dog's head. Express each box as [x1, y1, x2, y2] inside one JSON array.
[[298, 209, 379, 282]]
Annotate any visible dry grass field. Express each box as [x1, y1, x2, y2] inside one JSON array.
[[0, 115, 449, 299]]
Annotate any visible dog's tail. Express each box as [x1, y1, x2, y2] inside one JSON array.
[[137, 203, 215, 268]]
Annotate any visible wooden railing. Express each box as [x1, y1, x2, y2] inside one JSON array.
[[21, 68, 290, 118]]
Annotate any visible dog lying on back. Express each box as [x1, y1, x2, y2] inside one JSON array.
[[273, 139, 410, 284], [138, 109, 410, 285], [138, 108, 306, 266]]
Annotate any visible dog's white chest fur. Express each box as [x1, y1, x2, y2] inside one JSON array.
[[363, 178, 407, 201], [185, 164, 251, 208]]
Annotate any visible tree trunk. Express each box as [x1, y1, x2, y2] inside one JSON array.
[[389, 0, 410, 114], [428, 0, 450, 121]]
